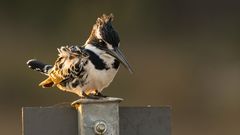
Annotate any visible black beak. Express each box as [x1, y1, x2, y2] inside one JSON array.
[[106, 47, 133, 74]]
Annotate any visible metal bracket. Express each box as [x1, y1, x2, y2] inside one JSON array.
[[72, 97, 123, 135]]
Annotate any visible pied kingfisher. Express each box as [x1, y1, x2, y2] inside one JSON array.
[[27, 14, 133, 99]]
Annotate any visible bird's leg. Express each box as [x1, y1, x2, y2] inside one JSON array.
[[94, 90, 108, 98], [82, 91, 100, 99]]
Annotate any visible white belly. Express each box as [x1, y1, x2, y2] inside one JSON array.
[[56, 64, 118, 96], [83, 60, 119, 92]]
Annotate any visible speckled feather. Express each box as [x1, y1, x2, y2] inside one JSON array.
[[27, 14, 124, 97]]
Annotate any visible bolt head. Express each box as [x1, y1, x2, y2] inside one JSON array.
[[94, 121, 107, 134]]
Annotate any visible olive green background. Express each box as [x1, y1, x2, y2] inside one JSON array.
[[0, 0, 240, 135]]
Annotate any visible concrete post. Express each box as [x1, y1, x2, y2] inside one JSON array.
[[71, 97, 123, 135]]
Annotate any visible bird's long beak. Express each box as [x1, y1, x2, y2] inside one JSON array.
[[106, 47, 133, 74]]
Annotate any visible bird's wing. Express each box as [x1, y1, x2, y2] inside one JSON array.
[[39, 46, 89, 88]]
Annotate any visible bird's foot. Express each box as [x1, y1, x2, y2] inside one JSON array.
[[82, 92, 100, 99], [95, 92, 108, 98], [71, 95, 99, 109]]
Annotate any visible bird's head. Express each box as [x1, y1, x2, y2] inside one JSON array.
[[86, 14, 133, 73]]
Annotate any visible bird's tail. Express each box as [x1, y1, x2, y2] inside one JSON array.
[[26, 59, 53, 75]]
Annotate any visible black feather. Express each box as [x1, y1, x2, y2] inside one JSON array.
[[27, 59, 52, 75], [84, 49, 109, 70]]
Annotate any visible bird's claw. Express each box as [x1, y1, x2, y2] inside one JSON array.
[[82, 92, 100, 99], [95, 92, 108, 98]]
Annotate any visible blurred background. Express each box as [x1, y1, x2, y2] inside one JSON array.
[[0, 0, 240, 135]]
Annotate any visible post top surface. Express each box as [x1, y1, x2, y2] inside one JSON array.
[[71, 97, 123, 106]]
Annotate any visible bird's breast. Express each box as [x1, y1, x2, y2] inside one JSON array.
[[84, 57, 119, 91]]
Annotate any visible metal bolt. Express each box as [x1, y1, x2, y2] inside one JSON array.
[[94, 121, 107, 134]]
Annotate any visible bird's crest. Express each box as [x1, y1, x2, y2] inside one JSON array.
[[95, 13, 114, 27], [86, 13, 120, 47]]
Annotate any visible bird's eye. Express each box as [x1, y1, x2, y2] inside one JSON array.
[[98, 41, 107, 49], [99, 44, 105, 48]]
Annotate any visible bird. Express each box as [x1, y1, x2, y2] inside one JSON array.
[[26, 14, 133, 99]]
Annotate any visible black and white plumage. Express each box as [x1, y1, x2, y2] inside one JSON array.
[[27, 14, 133, 98]]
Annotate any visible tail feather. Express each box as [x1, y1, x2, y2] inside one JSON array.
[[39, 77, 55, 88], [27, 59, 53, 75]]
